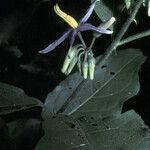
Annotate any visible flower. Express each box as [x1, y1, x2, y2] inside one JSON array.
[[39, 0, 112, 54]]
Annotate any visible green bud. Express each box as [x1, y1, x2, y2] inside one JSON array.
[[77, 61, 82, 74], [88, 57, 96, 80], [61, 47, 76, 73], [124, 0, 132, 9], [143, 0, 146, 7], [77, 51, 85, 74], [93, 17, 116, 38], [82, 62, 88, 79], [148, 0, 150, 17], [66, 56, 78, 75]]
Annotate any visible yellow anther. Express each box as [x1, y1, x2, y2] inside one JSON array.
[[54, 4, 78, 29]]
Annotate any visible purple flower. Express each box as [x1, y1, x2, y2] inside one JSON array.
[[39, 0, 112, 54]]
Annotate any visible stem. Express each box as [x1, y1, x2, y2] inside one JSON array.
[[118, 29, 150, 46], [78, 32, 87, 48], [98, 0, 143, 64], [89, 37, 96, 50]]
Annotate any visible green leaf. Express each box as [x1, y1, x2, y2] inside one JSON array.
[[91, 0, 114, 22], [38, 49, 148, 150], [42, 49, 146, 119], [35, 111, 150, 150], [0, 82, 43, 115]]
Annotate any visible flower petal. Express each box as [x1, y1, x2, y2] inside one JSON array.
[[79, 0, 100, 24], [39, 30, 72, 54], [79, 23, 113, 34]]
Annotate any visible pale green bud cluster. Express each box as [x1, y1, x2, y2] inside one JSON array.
[[79, 51, 96, 80], [81, 53, 96, 80], [61, 45, 96, 80], [61, 45, 78, 75]]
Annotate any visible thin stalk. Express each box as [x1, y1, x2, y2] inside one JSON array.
[[118, 29, 150, 46], [89, 37, 96, 50], [78, 32, 87, 48], [98, 0, 143, 64]]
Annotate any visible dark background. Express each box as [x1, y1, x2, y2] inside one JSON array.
[[0, 0, 150, 149]]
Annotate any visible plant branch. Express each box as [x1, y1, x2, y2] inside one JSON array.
[[118, 29, 150, 46], [98, 0, 143, 65]]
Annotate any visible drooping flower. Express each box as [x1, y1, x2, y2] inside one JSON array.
[[61, 17, 116, 79], [39, 0, 112, 54]]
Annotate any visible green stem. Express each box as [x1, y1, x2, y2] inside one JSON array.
[[78, 32, 87, 48], [89, 37, 96, 50], [98, 0, 143, 64], [118, 29, 150, 46]]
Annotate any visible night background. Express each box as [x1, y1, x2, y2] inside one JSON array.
[[0, 0, 150, 149]]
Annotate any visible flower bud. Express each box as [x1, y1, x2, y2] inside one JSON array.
[[124, 0, 132, 9], [82, 61, 88, 79], [77, 61, 82, 74], [66, 56, 78, 75], [88, 56, 96, 80], [61, 47, 76, 73], [143, 0, 146, 7], [93, 17, 116, 38], [148, 0, 150, 17]]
